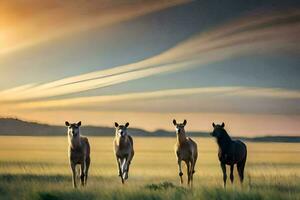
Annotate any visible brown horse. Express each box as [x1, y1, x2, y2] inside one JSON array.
[[65, 121, 90, 188], [173, 119, 198, 187], [113, 122, 134, 184], [211, 122, 247, 187]]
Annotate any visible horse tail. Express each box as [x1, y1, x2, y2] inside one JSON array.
[[237, 144, 247, 183], [243, 143, 247, 166]]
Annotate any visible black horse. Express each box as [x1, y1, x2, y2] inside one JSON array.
[[211, 122, 247, 187]]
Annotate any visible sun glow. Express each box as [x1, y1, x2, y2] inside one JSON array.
[[0, 0, 190, 55], [0, 30, 10, 50]]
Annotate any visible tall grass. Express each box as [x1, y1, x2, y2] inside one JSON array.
[[0, 136, 299, 199]]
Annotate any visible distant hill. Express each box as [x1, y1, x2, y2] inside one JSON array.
[[0, 118, 209, 137], [0, 118, 299, 142]]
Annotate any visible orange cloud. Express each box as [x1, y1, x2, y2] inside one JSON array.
[[0, 0, 190, 55]]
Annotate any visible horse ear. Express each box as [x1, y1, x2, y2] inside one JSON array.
[[183, 119, 187, 126], [173, 119, 177, 126], [221, 122, 225, 128], [77, 121, 81, 127], [65, 121, 70, 126], [212, 123, 216, 127], [125, 122, 129, 127], [114, 122, 119, 128]]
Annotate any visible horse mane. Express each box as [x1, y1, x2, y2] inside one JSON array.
[[216, 128, 232, 152]]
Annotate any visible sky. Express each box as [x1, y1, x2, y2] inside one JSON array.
[[0, 0, 300, 136]]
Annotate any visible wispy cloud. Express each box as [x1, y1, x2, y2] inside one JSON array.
[[1, 9, 299, 103], [11, 86, 300, 110], [0, 0, 190, 55], [228, 87, 300, 99]]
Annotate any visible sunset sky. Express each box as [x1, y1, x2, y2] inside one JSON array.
[[1, 0, 300, 136]]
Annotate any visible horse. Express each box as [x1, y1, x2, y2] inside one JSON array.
[[65, 121, 90, 188], [113, 122, 134, 184], [173, 119, 198, 187], [211, 122, 247, 187]]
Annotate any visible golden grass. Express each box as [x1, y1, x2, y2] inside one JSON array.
[[0, 136, 299, 200], [0, 136, 299, 178]]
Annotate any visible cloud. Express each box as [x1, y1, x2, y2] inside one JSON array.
[[0, 8, 299, 102], [0, 0, 190, 55], [11, 86, 300, 110], [228, 87, 300, 99]]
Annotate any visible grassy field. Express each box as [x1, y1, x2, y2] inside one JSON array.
[[0, 136, 299, 200]]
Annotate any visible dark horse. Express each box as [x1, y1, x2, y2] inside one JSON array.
[[211, 122, 247, 187]]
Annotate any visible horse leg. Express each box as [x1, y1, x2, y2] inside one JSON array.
[[80, 162, 85, 186], [230, 164, 234, 184], [190, 163, 193, 188], [237, 158, 246, 184], [121, 157, 127, 180], [124, 152, 133, 180], [185, 160, 191, 186], [123, 155, 131, 180], [118, 158, 125, 184], [190, 158, 196, 188], [116, 157, 124, 184], [177, 159, 183, 184], [71, 162, 77, 188], [125, 162, 130, 180], [84, 156, 90, 186], [221, 163, 227, 188], [191, 154, 197, 174], [116, 156, 122, 177]]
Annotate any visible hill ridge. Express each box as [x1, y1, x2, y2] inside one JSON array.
[[0, 118, 299, 143]]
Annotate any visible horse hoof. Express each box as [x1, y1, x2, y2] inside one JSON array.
[[123, 172, 128, 180]]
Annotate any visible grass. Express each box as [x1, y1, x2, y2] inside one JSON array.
[[0, 136, 299, 200]]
